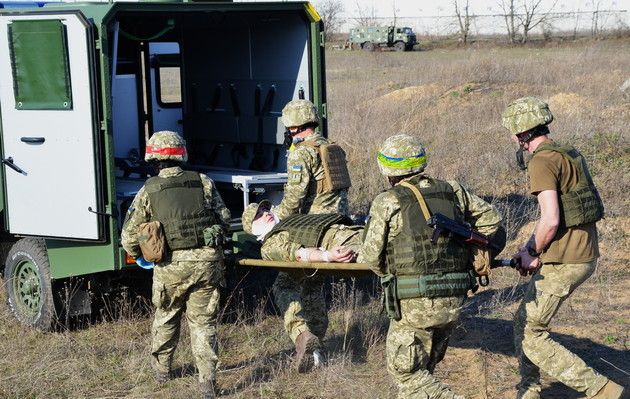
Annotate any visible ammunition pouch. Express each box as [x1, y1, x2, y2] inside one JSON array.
[[203, 224, 224, 248], [380, 274, 401, 321], [319, 143, 352, 193], [396, 272, 473, 299]]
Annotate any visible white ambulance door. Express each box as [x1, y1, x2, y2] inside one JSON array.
[[149, 42, 183, 134], [0, 12, 103, 240]]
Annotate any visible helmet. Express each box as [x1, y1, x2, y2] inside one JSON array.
[[377, 134, 428, 177], [145, 131, 188, 162], [502, 97, 553, 135], [241, 200, 271, 235], [281, 99, 320, 128]]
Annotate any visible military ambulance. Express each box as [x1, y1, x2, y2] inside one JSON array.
[[0, 0, 328, 330]]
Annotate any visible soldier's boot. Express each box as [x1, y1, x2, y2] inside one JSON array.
[[294, 330, 320, 373], [199, 380, 218, 399], [590, 381, 625, 399]]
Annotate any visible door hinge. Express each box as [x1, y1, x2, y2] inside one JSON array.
[[100, 121, 106, 131], [321, 103, 328, 119], [320, 31, 325, 46]]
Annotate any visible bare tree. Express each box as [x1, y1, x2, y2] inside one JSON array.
[[316, 0, 345, 42], [354, 0, 378, 27], [453, 0, 472, 44], [517, 0, 558, 43], [498, 0, 518, 43]]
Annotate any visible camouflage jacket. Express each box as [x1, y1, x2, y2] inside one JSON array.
[[357, 176, 502, 277], [121, 166, 231, 262], [261, 224, 363, 262], [273, 133, 348, 219]]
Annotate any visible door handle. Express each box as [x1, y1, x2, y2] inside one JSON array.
[[21, 137, 45, 144], [2, 157, 27, 175]]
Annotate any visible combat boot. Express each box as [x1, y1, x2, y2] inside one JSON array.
[[294, 330, 320, 373], [590, 381, 625, 399]]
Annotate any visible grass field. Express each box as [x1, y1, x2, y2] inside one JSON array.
[[1, 39, 629, 398]]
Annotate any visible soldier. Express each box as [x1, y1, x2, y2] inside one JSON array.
[[358, 134, 503, 399], [273, 99, 350, 219], [241, 201, 361, 372], [502, 97, 625, 399], [121, 131, 230, 399], [263, 99, 352, 372]]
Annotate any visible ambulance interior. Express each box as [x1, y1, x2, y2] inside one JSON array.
[[110, 10, 319, 228]]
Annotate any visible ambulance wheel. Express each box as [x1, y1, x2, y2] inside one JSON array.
[[363, 41, 374, 51], [4, 238, 56, 331], [394, 41, 405, 52]]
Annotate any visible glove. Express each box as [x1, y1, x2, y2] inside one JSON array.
[[135, 256, 155, 270], [472, 247, 491, 277]]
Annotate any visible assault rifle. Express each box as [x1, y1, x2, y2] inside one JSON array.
[[427, 212, 503, 252]]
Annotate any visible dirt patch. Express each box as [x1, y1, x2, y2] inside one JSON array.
[[601, 103, 630, 120], [547, 92, 594, 115], [379, 83, 444, 103]]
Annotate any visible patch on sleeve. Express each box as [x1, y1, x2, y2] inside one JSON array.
[[288, 165, 303, 184]]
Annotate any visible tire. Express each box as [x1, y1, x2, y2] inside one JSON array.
[[4, 238, 56, 330], [363, 41, 374, 52], [394, 41, 405, 52]]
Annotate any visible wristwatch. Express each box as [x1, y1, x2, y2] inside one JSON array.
[[527, 244, 541, 257]]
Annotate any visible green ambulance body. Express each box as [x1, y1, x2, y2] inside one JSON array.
[[0, 0, 328, 330], [349, 25, 417, 51]]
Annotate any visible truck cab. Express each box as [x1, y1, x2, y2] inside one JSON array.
[[0, 0, 327, 329]]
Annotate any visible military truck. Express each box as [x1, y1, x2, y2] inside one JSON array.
[[348, 25, 417, 51], [0, 0, 328, 330]]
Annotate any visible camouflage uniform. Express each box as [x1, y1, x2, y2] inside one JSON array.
[[121, 137, 230, 386], [358, 134, 502, 399], [502, 98, 609, 399], [273, 132, 349, 219], [268, 100, 351, 349], [262, 223, 363, 343]]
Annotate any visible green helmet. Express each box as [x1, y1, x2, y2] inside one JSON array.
[[377, 134, 428, 177], [281, 99, 319, 128], [145, 131, 188, 162], [241, 200, 271, 235], [502, 97, 553, 135]]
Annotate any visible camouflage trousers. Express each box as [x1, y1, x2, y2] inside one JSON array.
[[514, 260, 608, 398], [151, 259, 223, 384], [272, 271, 328, 343], [387, 296, 465, 399]]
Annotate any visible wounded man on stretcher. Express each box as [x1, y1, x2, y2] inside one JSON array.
[[240, 200, 363, 265]]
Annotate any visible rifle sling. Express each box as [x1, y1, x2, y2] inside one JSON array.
[[399, 181, 432, 222]]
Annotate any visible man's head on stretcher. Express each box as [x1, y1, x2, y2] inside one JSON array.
[[241, 202, 361, 263]]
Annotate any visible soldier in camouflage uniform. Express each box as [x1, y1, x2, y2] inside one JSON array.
[[263, 99, 351, 372], [121, 131, 230, 399], [502, 98, 625, 399], [273, 99, 349, 219], [241, 201, 360, 372], [358, 134, 503, 399]]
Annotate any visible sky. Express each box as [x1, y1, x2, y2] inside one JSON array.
[[311, 0, 630, 33]]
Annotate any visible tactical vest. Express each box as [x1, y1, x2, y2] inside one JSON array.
[[300, 139, 352, 193], [267, 213, 351, 248], [145, 171, 217, 251], [385, 176, 471, 297], [533, 142, 604, 227]]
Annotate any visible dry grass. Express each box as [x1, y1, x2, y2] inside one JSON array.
[[1, 39, 629, 398]]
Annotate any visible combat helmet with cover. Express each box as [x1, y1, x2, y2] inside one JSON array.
[[241, 200, 271, 235], [145, 130, 188, 162], [281, 99, 320, 128], [377, 134, 428, 177], [502, 97, 554, 135]]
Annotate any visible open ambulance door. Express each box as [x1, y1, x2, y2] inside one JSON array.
[[0, 11, 104, 241]]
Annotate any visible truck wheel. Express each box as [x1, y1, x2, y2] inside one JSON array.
[[363, 41, 374, 52], [4, 238, 56, 330], [394, 41, 406, 52]]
